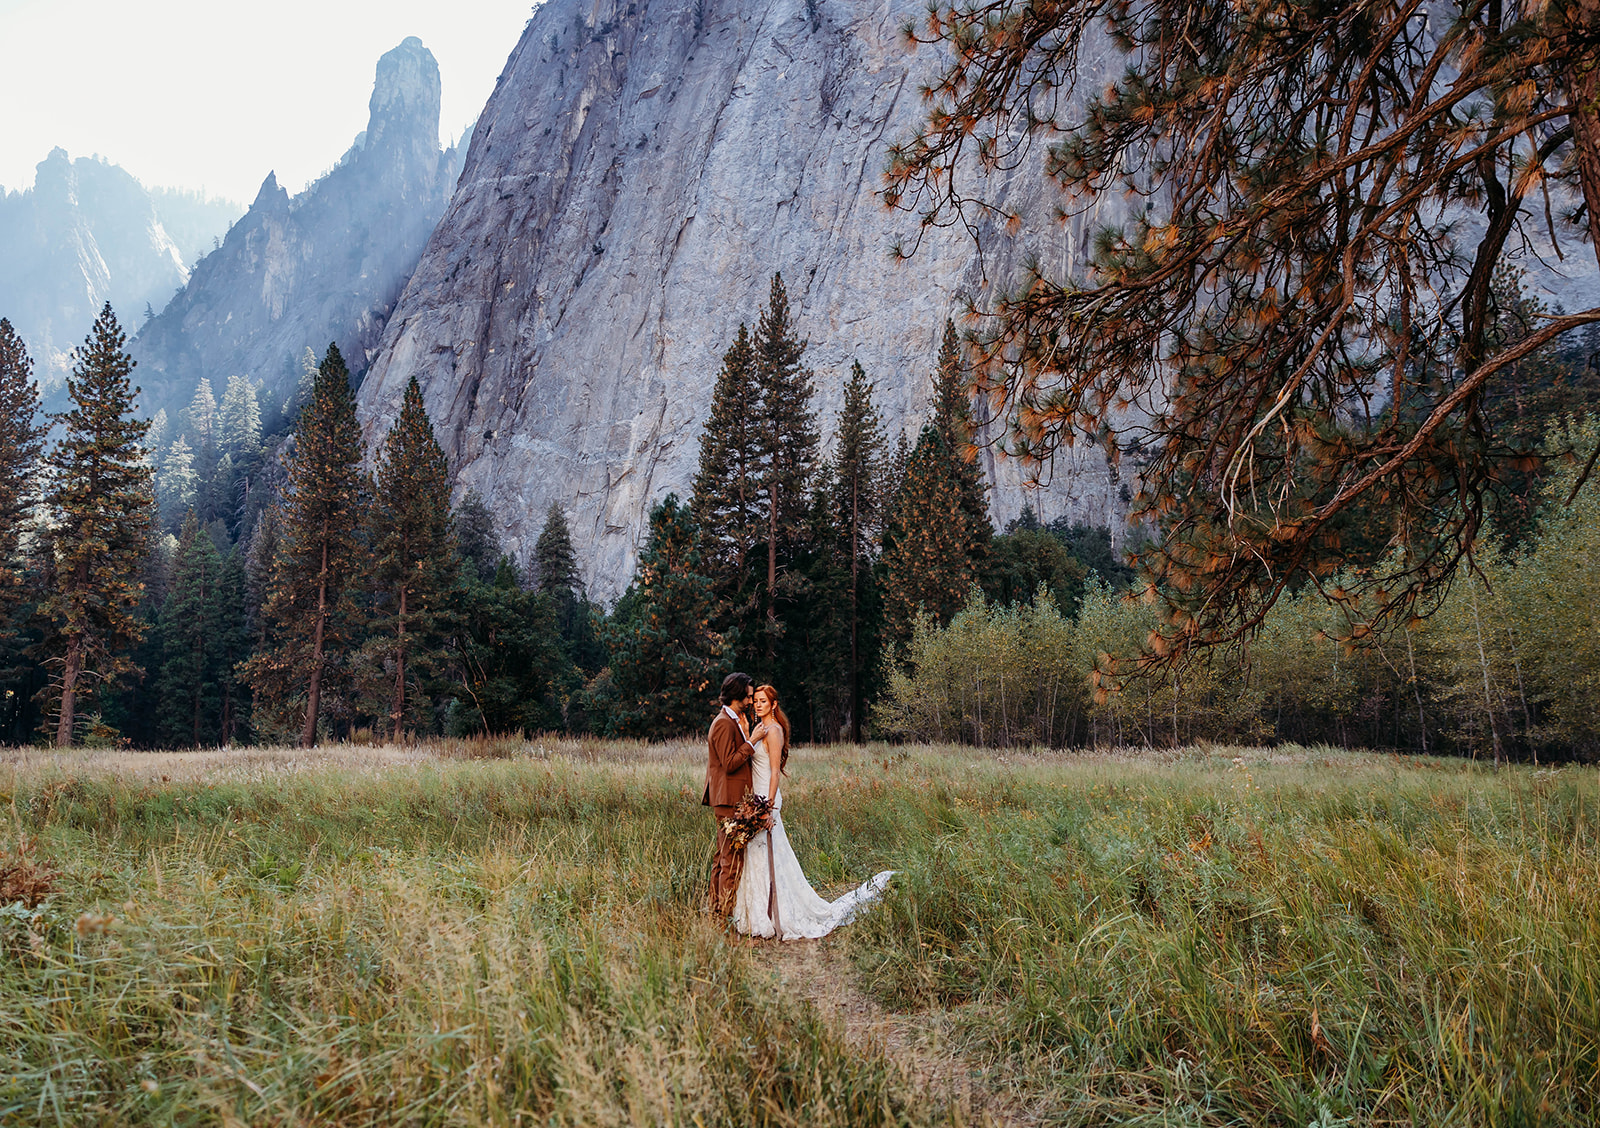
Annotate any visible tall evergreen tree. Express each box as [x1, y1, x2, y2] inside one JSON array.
[[182, 377, 217, 447], [242, 504, 280, 647], [881, 426, 982, 655], [751, 273, 820, 632], [41, 303, 154, 746], [449, 556, 567, 736], [159, 435, 198, 523], [603, 494, 728, 737], [451, 491, 501, 584], [0, 319, 44, 639], [828, 362, 887, 741], [367, 376, 455, 738], [931, 320, 992, 556], [534, 502, 580, 597], [145, 408, 170, 457], [691, 325, 763, 598], [213, 546, 250, 744], [218, 374, 262, 457], [243, 342, 367, 747], [155, 511, 224, 747]]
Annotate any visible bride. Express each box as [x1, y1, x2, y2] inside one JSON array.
[[734, 684, 892, 940]]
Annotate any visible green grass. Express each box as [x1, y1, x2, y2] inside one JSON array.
[[0, 742, 1595, 1126]]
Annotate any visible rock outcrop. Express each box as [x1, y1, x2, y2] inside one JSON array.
[[356, 0, 1132, 601], [131, 37, 464, 419], [0, 150, 237, 402]]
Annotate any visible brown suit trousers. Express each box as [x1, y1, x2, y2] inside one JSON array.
[[704, 711, 754, 913]]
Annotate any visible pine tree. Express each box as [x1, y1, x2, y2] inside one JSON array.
[[182, 378, 218, 448], [690, 324, 763, 597], [155, 511, 223, 747], [242, 506, 279, 645], [145, 408, 170, 457], [881, 426, 981, 654], [828, 362, 886, 741], [603, 494, 728, 737], [534, 502, 580, 597], [40, 303, 154, 747], [451, 491, 501, 583], [243, 342, 367, 747], [367, 376, 455, 738], [751, 274, 820, 631], [885, 429, 911, 508], [931, 320, 991, 555], [449, 557, 568, 736], [218, 375, 262, 457], [893, 0, 1600, 651], [214, 547, 250, 744], [0, 319, 44, 640], [159, 435, 198, 523]]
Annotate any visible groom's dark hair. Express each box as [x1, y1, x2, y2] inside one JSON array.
[[720, 672, 753, 706]]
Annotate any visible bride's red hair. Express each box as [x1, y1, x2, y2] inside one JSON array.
[[755, 684, 790, 774]]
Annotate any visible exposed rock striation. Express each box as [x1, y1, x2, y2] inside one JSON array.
[[356, 0, 1133, 602], [132, 37, 465, 419]]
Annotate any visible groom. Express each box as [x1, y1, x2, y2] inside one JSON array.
[[704, 671, 758, 915]]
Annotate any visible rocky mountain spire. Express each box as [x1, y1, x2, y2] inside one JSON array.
[[354, 0, 1134, 601], [130, 38, 462, 422]]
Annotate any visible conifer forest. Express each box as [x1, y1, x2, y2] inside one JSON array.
[[0, 260, 1596, 759]]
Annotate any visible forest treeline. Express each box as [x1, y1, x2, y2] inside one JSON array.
[[0, 266, 1595, 756]]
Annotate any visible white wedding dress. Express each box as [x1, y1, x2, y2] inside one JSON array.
[[733, 728, 893, 940]]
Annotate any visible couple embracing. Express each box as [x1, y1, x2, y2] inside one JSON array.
[[703, 672, 893, 940]]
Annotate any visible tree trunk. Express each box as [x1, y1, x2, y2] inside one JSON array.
[[1469, 581, 1504, 768], [392, 584, 408, 741], [55, 634, 82, 748], [301, 529, 330, 749], [850, 471, 860, 744], [766, 482, 778, 657]]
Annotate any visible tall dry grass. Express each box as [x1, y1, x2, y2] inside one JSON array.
[[0, 741, 1595, 1125]]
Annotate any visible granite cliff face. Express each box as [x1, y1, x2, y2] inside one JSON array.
[[131, 37, 464, 418], [0, 151, 237, 402], [357, 0, 1132, 601]]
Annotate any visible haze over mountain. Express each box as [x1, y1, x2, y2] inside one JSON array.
[[0, 152, 240, 400], [356, 0, 1133, 601], [130, 37, 466, 421]]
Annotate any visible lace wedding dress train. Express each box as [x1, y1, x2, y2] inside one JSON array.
[[733, 732, 893, 940]]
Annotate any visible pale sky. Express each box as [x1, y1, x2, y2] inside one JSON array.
[[0, 0, 537, 204]]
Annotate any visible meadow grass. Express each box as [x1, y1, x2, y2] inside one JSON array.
[[0, 741, 1594, 1126]]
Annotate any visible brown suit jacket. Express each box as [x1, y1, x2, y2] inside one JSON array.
[[702, 709, 755, 807]]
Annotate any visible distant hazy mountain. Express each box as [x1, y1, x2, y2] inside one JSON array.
[[0, 151, 241, 402], [130, 37, 466, 422]]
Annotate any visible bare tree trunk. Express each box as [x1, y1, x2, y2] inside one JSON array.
[[301, 529, 329, 749], [766, 482, 777, 659], [1404, 626, 1428, 754], [391, 584, 408, 741], [193, 553, 206, 747], [55, 635, 81, 748], [1469, 582, 1503, 768], [850, 472, 860, 744]]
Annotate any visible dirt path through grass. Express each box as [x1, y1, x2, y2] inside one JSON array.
[[769, 934, 1039, 1127]]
